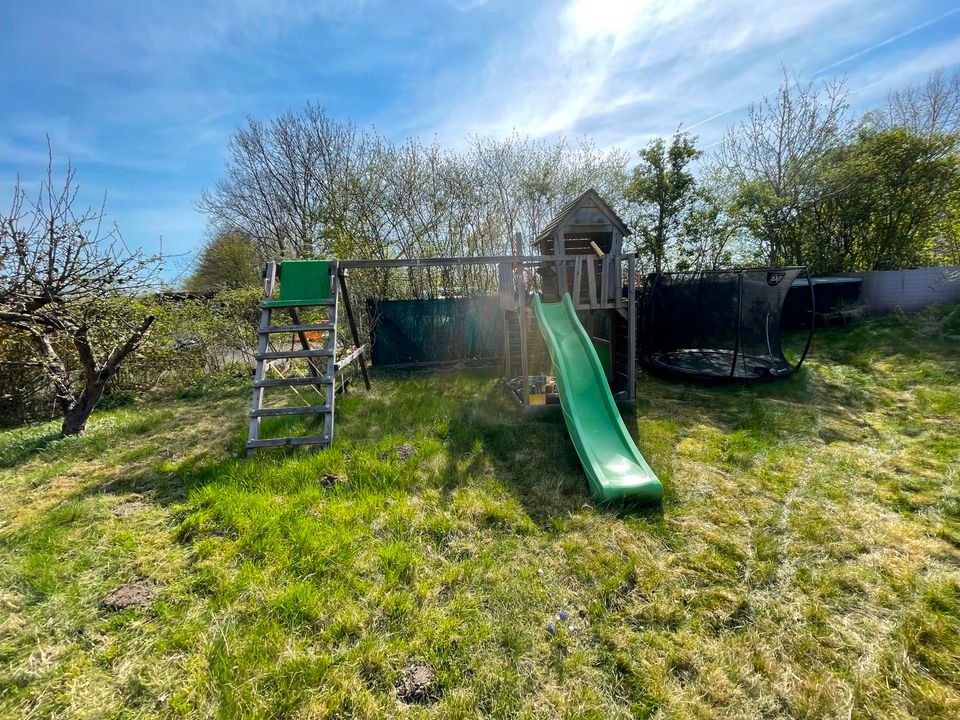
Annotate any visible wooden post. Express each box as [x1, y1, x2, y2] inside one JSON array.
[[337, 269, 372, 391], [627, 255, 637, 401], [503, 310, 512, 389], [326, 260, 340, 443], [517, 266, 530, 406], [600, 255, 610, 308], [572, 256, 583, 307], [555, 231, 567, 299], [586, 256, 597, 308]]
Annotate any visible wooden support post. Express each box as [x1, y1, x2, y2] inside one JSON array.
[[337, 269, 372, 391], [600, 255, 610, 308], [572, 256, 583, 307], [586, 256, 597, 308], [325, 260, 340, 444], [555, 231, 568, 299], [517, 267, 530, 406], [503, 309, 512, 389], [627, 255, 637, 401]]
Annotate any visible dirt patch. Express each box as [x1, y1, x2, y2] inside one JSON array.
[[100, 581, 156, 611], [381, 443, 418, 462], [395, 662, 438, 705], [318, 474, 342, 490], [112, 500, 150, 518]]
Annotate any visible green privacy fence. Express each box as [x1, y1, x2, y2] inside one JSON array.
[[366, 297, 503, 367]]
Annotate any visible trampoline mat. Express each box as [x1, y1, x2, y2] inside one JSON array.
[[648, 348, 796, 380]]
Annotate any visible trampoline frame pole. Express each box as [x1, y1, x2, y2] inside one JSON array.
[[730, 271, 743, 378], [794, 266, 816, 371]]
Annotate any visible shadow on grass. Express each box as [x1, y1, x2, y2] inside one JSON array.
[[431, 382, 666, 526]]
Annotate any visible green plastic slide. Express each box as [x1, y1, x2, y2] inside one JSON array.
[[533, 293, 663, 505]]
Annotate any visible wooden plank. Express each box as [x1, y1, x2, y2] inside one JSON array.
[[246, 435, 331, 449], [587, 256, 597, 308], [556, 231, 568, 296], [335, 345, 365, 372], [600, 256, 609, 307], [517, 268, 530, 406], [503, 309, 512, 388], [253, 376, 334, 388], [498, 263, 514, 311], [251, 404, 331, 418], [572, 256, 583, 306], [260, 323, 334, 334], [255, 349, 334, 360]]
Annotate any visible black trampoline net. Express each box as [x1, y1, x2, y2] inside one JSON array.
[[641, 268, 813, 380]]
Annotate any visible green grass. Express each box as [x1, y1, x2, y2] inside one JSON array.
[[1, 304, 958, 719]]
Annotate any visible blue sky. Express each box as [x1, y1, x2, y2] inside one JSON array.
[[2, 0, 959, 279]]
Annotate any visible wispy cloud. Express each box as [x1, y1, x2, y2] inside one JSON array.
[[410, 0, 960, 151]]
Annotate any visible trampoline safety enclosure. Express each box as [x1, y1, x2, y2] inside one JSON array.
[[640, 267, 815, 380]]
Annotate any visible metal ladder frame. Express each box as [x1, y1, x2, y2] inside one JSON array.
[[246, 260, 341, 455]]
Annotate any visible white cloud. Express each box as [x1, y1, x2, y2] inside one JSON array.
[[408, 0, 960, 152]]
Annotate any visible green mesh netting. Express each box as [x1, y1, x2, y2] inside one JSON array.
[[366, 297, 503, 367]]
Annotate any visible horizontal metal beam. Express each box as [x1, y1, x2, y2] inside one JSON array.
[[337, 253, 635, 270]]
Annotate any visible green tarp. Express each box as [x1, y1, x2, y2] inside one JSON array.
[[367, 297, 503, 367]]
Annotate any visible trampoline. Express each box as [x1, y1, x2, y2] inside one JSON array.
[[640, 268, 815, 380]]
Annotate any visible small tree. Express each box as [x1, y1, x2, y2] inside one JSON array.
[[184, 230, 262, 292], [804, 127, 960, 272], [626, 132, 701, 273], [0, 146, 158, 435]]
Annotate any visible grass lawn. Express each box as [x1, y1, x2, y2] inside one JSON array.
[[1, 304, 958, 719]]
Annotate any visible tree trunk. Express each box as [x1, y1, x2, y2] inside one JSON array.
[[60, 380, 107, 436]]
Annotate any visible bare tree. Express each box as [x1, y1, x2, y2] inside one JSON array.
[[718, 67, 852, 264], [198, 103, 361, 260], [875, 68, 960, 136], [199, 103, 631, 298], [0, 145, 158, 435]]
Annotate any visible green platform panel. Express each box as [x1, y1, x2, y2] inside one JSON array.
[[533, 293, 662, 506], [266, 260, 333, 307]]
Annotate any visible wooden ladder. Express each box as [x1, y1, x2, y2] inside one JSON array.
[[246, 260, 340, 455]]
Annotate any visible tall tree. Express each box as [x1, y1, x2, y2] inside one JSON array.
[[625, 132, 701, 273], [0, 146, 158, 435], [719, 67, 851, 265], [803, 127, 960, 272]]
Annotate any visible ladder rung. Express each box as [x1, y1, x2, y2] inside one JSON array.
[[246, 435, 331, 449], [251, 404, 331, 417], [256, 349, 334, 360], [254, 376, 334, 388], [263, 299, 334, 308], [260, 323, 335, 334]]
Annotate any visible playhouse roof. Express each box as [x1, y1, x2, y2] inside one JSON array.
[[535, 189, 632, 243]]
